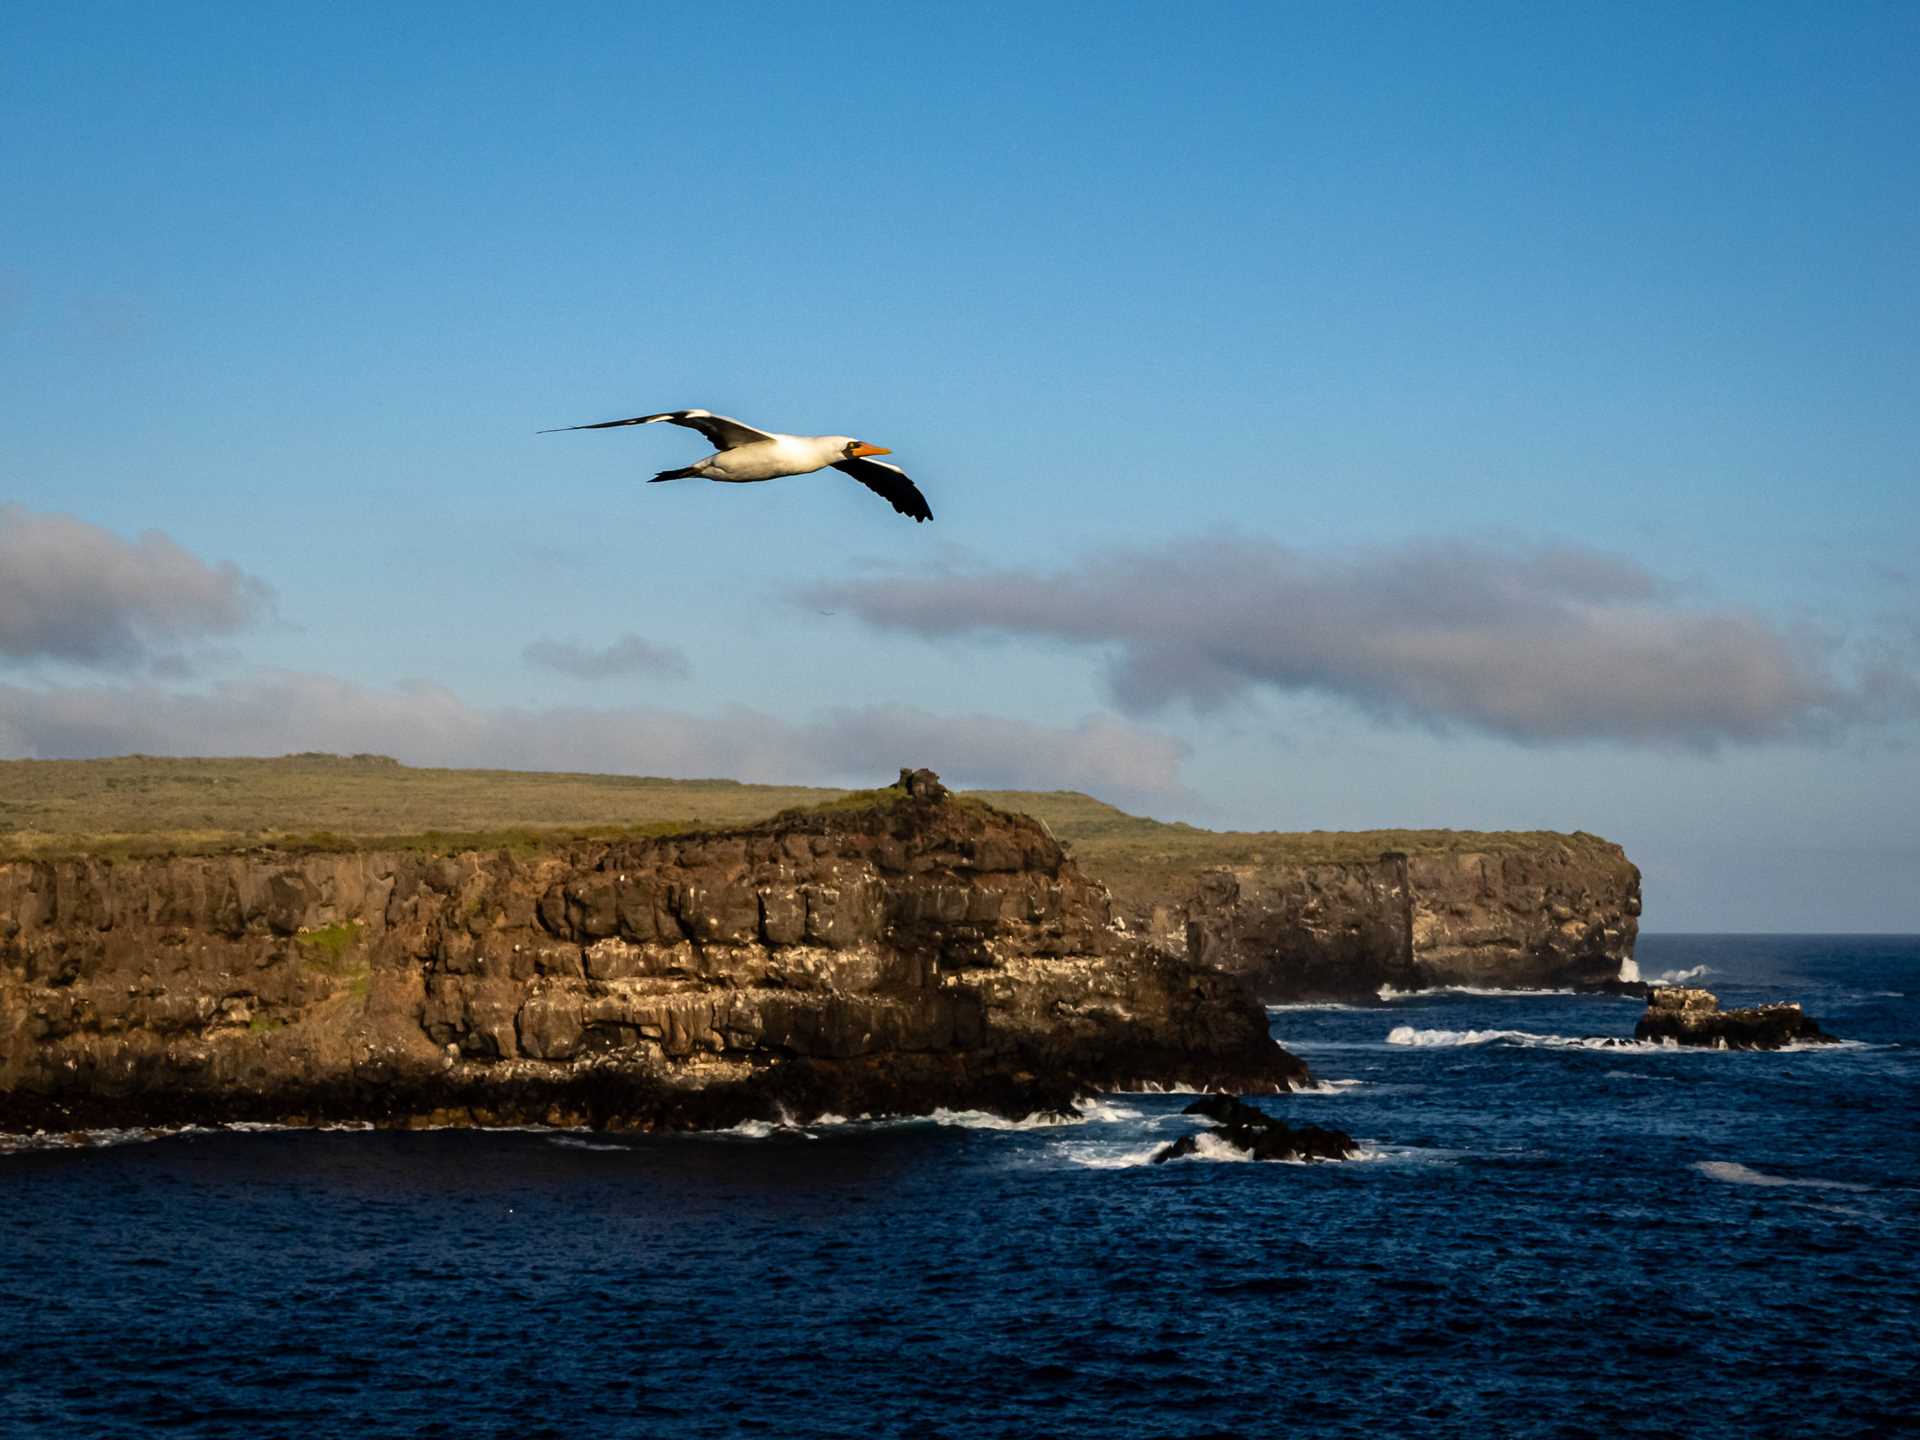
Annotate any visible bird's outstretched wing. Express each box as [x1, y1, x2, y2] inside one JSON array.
[[833, 457, 933, 523], [538, 408, 776, 451]]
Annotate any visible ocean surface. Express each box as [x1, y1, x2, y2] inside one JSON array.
[[4, 934, 1916, 1439]]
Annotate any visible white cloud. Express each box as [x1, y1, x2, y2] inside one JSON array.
[[522, 632, 692, 681], [0, 505, 272, 669], [0, 672, 1189, 805], [801, 536, 1916, 748]]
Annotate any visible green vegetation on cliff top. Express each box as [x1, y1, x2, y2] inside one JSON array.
[[0, 754, 1622, 873]]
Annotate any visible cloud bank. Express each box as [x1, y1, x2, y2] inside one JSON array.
[[0, 505, 272, 669], [0, 673, 1188, 804], [801, 537, 1915, 748], [522, 633, 693, 682]]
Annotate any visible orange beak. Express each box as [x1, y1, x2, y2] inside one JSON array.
[[849, 443, 892, 458]]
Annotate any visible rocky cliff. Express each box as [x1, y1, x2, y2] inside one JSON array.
[[0, 774, 1301, 1134], [1102, 839, 1641, 1002]]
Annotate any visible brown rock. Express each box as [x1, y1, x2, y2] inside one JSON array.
[[0, 775, 1303, 1133]]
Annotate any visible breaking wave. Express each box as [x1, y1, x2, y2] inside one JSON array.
[[928, 1100, 1143, 1132], [1646, 965, 1713, 986], [1062, 1132, 1252, 1168], [1387, 1026, 1877, 1055], [1294, 1078, 1365, 1095], [1377, 985, 1577, 1000], [1386, 1025, 1658, 1051]]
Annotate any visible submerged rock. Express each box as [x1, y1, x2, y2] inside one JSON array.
[[1150, 1095, 1356, 1164], [0, 769, 1306, 1134], [1635, 986, 1836, 1050]]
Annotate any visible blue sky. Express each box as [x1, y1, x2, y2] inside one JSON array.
[[2, 2, 1915, 930]]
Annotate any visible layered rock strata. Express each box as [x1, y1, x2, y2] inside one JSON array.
[[1635, 986, 1834, 1050], [0, 777, 1301, 1134], [1108, 842, 1641, 1002]]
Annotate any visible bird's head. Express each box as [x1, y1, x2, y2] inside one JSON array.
[[840, 439, 892, 459]]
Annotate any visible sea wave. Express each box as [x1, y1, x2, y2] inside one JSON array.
[[1386, 1025, 1878, 1055], [1616, 959, 1711, 986], [1645, 965, 1713, 986], [1694, 1161, 1872, 1192], [1064, 1132, 1253, 1168], [1266, 1001, 1366, 1013], [1386, 1025, 1660, 1051], [1377, 984, 1579, 1000], [1294, 1078, 1365, 1095], [929, 1107, 1081, 1131]]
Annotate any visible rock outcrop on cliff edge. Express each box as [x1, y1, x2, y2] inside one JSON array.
[[0, 773, 1302, 1134]]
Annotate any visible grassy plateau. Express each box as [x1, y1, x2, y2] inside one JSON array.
[[0, 756, 1618, 897]]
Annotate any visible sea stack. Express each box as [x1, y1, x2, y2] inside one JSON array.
[[1635, 985, 1836, 1050]]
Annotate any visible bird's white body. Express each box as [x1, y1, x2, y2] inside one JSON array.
[[696, 433, 857, 482], [540, 407, 933, 521]]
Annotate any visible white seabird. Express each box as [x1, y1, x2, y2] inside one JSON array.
[[539, 408, 933, 522]]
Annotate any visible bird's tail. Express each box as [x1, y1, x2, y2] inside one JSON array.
[[649, 466, 701, 483]]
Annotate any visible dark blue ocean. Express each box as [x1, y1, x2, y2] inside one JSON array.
[[4, 935, 1916, 1439]]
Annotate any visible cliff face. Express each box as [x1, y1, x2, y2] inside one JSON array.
[[1107, 840, 1640, 1001], [0, 780, 1299, 1134]]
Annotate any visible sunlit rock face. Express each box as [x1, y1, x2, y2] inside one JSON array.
[[1106, 842, 1641, 1002], [0, 775, 1301, 1134]]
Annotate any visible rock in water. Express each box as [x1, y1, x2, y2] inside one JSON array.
[[1150, 1095, 1356, 1164], [1634, 985, 1835, 1050], [0, 770, 1306, 1134]]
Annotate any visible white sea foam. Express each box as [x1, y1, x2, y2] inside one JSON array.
[[0, 1126, 196, 1154], [1266, 1001, 1365, 1013], [1294, 1078, 1365, 1095], [927, 1108, 1066, 1131], [1386, 1025, 1658, 1050], [1172, 1132, 1254, 1163], [1345, 1143, 1462, 1166], [1645, 965, 1712, 985], [1075, 1099, 1145, 1124], [547, 1135, 634, 1152], [1108, 1081, 1204, 1095], [1388, 1025, 1880, 1056], [1694, 1161, 1872, 1193], [1062, 1141, 1171, 1170], [1377, 984, 1577, 1000], [1619, 957, 1710, 986]]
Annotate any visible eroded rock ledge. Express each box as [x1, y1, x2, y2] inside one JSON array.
[[0, 772, 1301, 1134]]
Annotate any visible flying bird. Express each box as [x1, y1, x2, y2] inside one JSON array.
[[539, 408, 933, 522]]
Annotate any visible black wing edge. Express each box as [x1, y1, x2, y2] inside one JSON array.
[[832, 458, 933, 523], [536, 412, 674, 434]]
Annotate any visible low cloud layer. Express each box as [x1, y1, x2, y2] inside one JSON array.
[[0, 506, 272, 669], [522, 633, 692, 682], [0, 673, 1188, 804], [801, 537, 1915, 748]]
